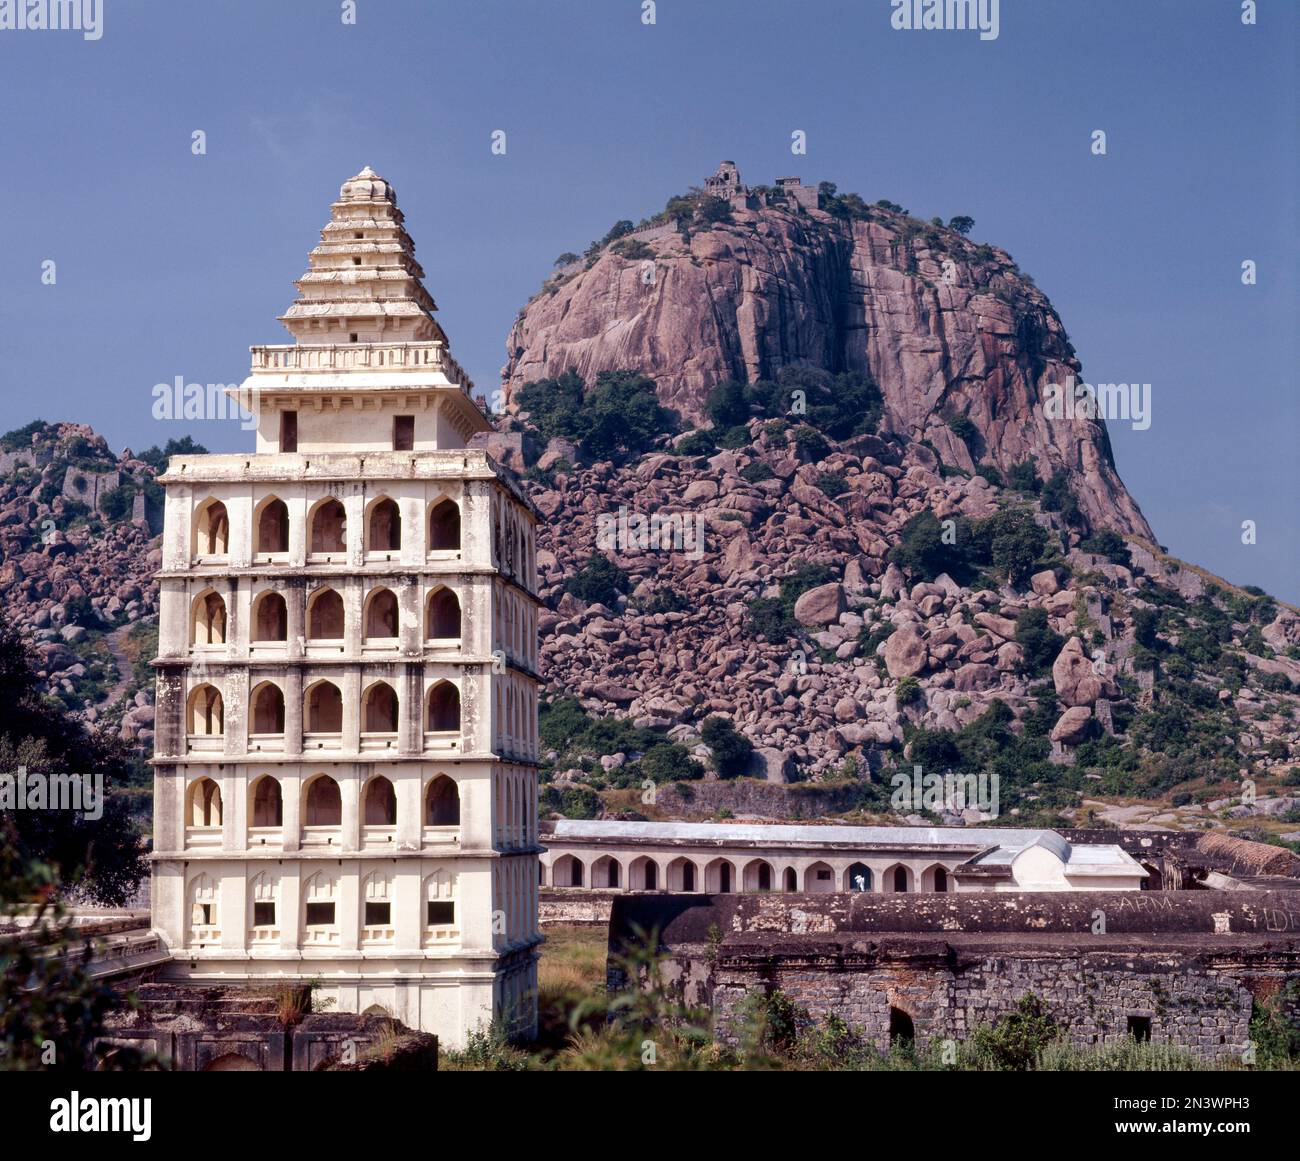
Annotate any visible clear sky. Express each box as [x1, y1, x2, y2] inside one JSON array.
[[0, 0, 1295, 600]]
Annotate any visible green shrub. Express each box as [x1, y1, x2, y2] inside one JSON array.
[[895, 677, 923, 706], [968, 994, 1061, 1071], [700, 715, 753, 779], [740, 461, 774, 483], [1079, 528, 1131, 566], [814, 472, 849, 498], [1014, 607, 1064, 676], [641, 743, 704, 783], [672, 430, 716, 457], [946, 415, 977, 443], [1006, 461, 1040, 492], [564, 553, 630, 607], [975, 463, 1003, 488]]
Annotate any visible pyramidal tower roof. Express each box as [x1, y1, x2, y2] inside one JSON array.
[[279, 166, 449, 345]]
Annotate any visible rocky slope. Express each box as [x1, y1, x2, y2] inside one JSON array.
[[503, 189, 1150, 536], [0, 422, 161, 747], [522, 424, 1300, 816]]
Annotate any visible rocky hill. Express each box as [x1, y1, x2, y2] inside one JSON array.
[[0, 421, 164, 750], [503, 176, 1149, 536], [500, 174, 1300, 831]]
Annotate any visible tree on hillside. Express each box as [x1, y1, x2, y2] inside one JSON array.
[[0, 613, 146, 906]]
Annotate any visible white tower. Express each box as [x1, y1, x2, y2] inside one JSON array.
[[149, 167, 541, 1047]]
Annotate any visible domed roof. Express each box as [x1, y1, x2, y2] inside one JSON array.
[[338, 165, 395, 204]]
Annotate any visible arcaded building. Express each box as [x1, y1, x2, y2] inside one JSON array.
[[149, 168, 541, 1046]]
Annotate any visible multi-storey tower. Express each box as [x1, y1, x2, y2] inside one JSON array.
[[149, 167, 541, 1047]]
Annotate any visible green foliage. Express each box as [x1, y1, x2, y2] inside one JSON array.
[[1, 855, 137, 1071], [968, 994, 1061, 1071], [98, 482, 137, 521], [1015, 607, 1064, 676], [516, 370, 673, 462], [948, 215, 975, 236], [539, 783, 603, 820], [671, 430, 717, 457], [136, 435, 207, 472], [791, 425, 831, 462], [641, 742, 705, 783], [1079, 528, 1131, 566], [0, 612, 146, 905], [0, 419, 52, 452], [973, 508, 1049, 586], [700, 715, 753, 779], [894, 676, 924, 707], [814, 472, 849, 498], [946, 415, 977, 443], [740, 460, 774, 483], [1006, 461, 1040, 492], [746, 562, 838, 643], [1038, 470, 1080, 524], [975, 463, 1003, 488], [564, 552, 631, 607], [890, 509, 964, 582]]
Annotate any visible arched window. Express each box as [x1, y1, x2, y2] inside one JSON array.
[[255, 497, 289, 554], [592, 856, 621, 889], [425, 587, 461, 639], [187, 777, 223, 826], [804, 861, 835, 893], [252, 591, 288, 642], [428, 498, 460, 550], [250, 776, 282, 827], [890, 865, 910, 893], [783, 867, 797, 892], [363, 682, 398, 733], [424, 870, 458, 935], [425, 775, 460, 825], [553, 855, 583, 888], [933, 866, 949, 893], [363, 776, 397, 825], [364, 588, 398, 640], [368, 498, 401, 551], [362, 871, 394, 932], [194, 499, 228, 556], [188, 872, 220, 933], [191, 590, 227, 645], [187, 684, 224, 735], [305, 681, 343, 732], [426, 681, 460, 732], [309, 498, 347, 554], [307, 588, 344, 639], [250, 682, 285, 734], [303, 775, 341, 826]]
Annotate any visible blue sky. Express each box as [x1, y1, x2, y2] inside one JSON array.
[[0, 0, 1295, 600]]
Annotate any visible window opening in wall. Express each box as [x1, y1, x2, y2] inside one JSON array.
[[305, 902, 336, 926], [281, 410, 297, 453], [1128, 1015, 1151, 1043], [393, 414, 414, 451], [427, 901, 454, 925], [253, 902, 276, 927], [364, 901, 391, 926], [889, 1007, 915, 1045]]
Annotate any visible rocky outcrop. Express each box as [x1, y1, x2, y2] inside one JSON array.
[[504, 197, 1151, 536]]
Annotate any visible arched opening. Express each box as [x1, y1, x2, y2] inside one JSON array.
[[425, 775, 460, 826], [666, 857, 697, 892], [930, 866, 949, 893], [805, 861, 836, 893], [705, 858, 734, 893], [363, 776, 397, 826], [1141, 863, 1161, 891], [305, 681, 343, 732], [743, 859, 775, 892], [846, 862, 874, 892], [252, 591, 288, 642], [187, 777, 223, 827], [628, 857, 659, 891], [255, 497, 289, 554], [889, 1007, 915, 1046], [249, 776, 282, 827], [186, 684, 224, 735], [303, 775, 342, 826], [888, 865, 910, 893], [592, 856, 621, 889], [307, 587, 344, 640], [553, 855, 583, 888], [250, 682, 285, 734], [191, 590, 227, 646], [425, 587, 461, 639], [426, 681, 460, 732], [364, 588, 399, 640], [783, 867, 798, 892], [194, 499, 228, 556], [428, 498, 460, 550], [309, 498, 347, 554], [368, 498, 401, 551], [362, 682, 398, 733]]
